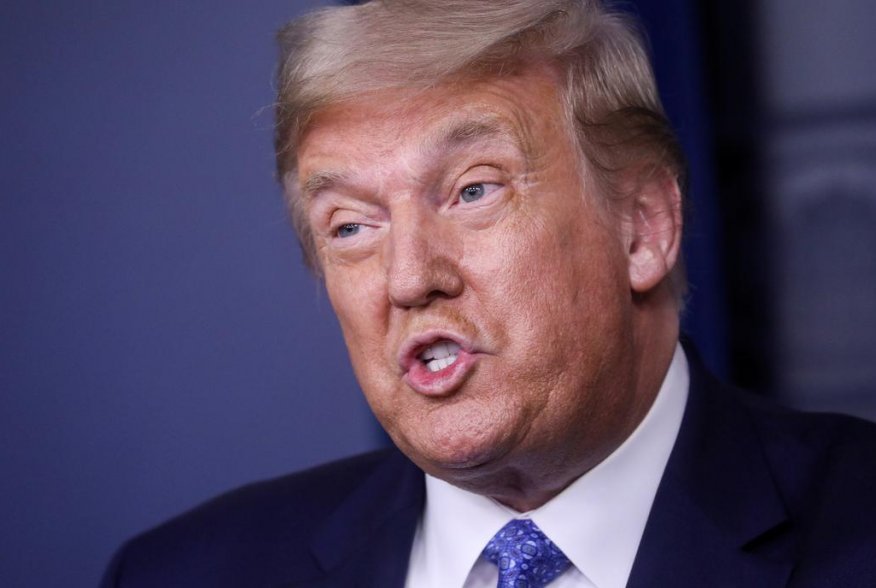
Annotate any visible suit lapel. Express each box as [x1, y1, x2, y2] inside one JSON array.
[[281, 450, 424, 588], [627, 348, 795, 588]]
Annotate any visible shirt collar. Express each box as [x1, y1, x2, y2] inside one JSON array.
[[416, 343, 689, 588]]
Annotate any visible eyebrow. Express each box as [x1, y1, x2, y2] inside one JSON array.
[[432, 116, 520, 153], [300, 169, 348, 198]]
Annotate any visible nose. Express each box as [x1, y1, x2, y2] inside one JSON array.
[[386, 206, 463, 308]]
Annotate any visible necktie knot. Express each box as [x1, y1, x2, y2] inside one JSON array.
[[483, 519, 572, 588]]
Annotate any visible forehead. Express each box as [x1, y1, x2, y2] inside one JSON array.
[[295, 67, 569, 181]]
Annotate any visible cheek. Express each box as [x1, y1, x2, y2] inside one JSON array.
[[325, 266, 389, 364], [488, 213, 582, 305], [477, 210, 626, 355], [327, 277, 398, 419], [460, 220, 567, 359]]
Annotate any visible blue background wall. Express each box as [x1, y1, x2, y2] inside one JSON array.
[[3, 0, 874, 586]]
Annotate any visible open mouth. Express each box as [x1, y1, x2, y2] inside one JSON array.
[[399, 331, 479, 396], [417, 340, 462, 373]]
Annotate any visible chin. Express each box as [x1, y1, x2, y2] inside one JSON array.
[[398, 426, 512, 477]]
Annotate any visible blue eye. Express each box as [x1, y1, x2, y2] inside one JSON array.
[[336, 223, 360, 238], [460, 183, 487, 203]]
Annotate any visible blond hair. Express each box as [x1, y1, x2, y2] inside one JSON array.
[[275, 0, 685, 275]]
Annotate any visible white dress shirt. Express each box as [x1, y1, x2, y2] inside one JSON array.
[[405, 344, 689, 588]]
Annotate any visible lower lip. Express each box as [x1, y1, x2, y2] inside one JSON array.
[[403, 350, 478, 396]]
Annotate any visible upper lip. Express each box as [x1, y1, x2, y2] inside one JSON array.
[[397, 329, 475, 373]]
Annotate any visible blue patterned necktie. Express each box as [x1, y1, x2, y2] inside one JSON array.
[[483, 518, 572, 588]]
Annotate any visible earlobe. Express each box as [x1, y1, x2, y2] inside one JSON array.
[[626, 170, 683, 294]]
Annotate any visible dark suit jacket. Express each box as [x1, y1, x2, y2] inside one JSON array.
[[101, 352, 876, 587]]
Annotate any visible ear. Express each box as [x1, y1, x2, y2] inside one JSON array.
[[624, 169, 683, 294]]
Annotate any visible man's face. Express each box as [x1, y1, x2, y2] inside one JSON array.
[[296, 67, 646, 501]]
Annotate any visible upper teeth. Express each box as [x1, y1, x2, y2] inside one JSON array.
[[419, 341, 461, 373]]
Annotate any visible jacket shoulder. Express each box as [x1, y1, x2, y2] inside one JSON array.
[[740, 389, 876, 482], [732, 387, 876, 580], [101, 448, 411, 588]]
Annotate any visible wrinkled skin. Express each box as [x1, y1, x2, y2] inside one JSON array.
[[296, 65, 681, 511]]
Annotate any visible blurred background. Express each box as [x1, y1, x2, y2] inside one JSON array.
[[2, 0, 875, 586]]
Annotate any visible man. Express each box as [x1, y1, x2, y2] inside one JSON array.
[[102, 1, 876, 586]]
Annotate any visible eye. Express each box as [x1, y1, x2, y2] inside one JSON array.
[[459, 182, 501, 204], [336, 223, 361, 238]]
